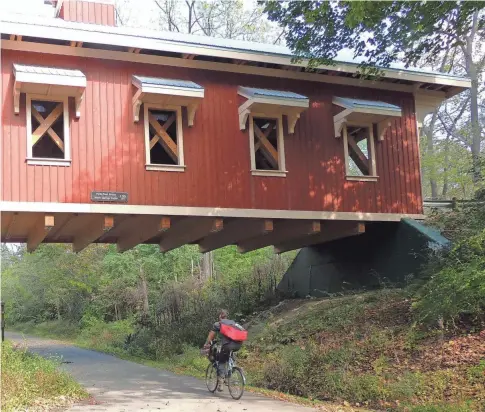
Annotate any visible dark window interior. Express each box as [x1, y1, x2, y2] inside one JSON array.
[[253, 117, 278, 171], [31, 100, 65, 159], [346, 125, 370, 176], [148, 109, 178, 165]]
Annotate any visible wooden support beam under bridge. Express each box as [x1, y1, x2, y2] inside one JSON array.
[[274, 222, 365, 254]]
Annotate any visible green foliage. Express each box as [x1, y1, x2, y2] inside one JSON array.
[[1, 340, 87, 411], [413, 203, 485, 328], [408, 403, 474, 412], [263, 1, 484, 70], [2, 242, 292, 360], [467, 360, 485, 386], [77, 319, 134, 353], [12, 320, 81, 340], [420, 138, 479, 200]]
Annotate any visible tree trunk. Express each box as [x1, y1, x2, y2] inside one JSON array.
[[201, 252, 213, 280], [469, 63, 481, 183], [139, 267, 149, 320], [442, 135, 450, 199], [465, 11, 482, 184], [426, 116, 439, 199]]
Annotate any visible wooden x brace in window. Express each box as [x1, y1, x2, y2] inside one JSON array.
[[253, 123, 278, 169], [31, 103, 64, 152], [347, 133, 369, 175], [148, 113, 178, 163]]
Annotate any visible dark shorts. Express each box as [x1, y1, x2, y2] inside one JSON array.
[[215, 341, 241, 376]]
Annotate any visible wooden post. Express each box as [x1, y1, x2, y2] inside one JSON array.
[[452, 197, 457, 211], [1, 301, 5, 342]]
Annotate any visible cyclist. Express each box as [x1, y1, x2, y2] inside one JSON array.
[[203, 309, 247, 391]]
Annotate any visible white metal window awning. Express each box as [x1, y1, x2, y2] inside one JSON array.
[[238, 86, 309, 134], [13, 64, 86, 118], [132, 75, 204, 125], [333, 97, 402, 140]]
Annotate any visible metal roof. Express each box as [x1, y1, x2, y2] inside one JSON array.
[[133, 76, 203, 90], [13, 63, 85, 78], [239, 87, 308, 101], [334, 97, 401, 112], [1, 12, 471, 94]]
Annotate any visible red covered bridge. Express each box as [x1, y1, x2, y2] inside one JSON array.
[[0, 0, 471, 253]]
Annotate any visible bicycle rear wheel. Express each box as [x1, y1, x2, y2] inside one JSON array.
[[228, 366, 245, 400], [205, 363, 218, 393]]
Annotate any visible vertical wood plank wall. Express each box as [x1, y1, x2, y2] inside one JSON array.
[[60, 1, 116, 26], [1, 50, 423, 214]]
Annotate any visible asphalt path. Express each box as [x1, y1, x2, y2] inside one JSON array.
[[7, 332, 318, 412]]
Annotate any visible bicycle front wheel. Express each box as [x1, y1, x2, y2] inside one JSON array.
[[228, 366, 245, 400], [205, 363, 218, 393]]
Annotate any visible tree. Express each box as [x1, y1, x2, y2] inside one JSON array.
[[264, 1, 485, 183], [152, 0, 279, 42]]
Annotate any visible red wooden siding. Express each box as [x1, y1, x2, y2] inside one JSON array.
[[1, 50, 423, 214], [60, 1, 115, 26]]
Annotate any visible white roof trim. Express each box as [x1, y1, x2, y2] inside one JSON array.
[[132, 75, 204, 125], [0, 13, 471, 92], [333, 97, 402, 118], [237, 86, 310, 134], [132, 76, 204, 99], [13, 64, 86, 88], [13, 64, 86, 117]]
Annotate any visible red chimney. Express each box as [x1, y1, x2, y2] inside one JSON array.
[[49, 0, 116, 26]]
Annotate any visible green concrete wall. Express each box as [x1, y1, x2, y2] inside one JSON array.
[[278, 219, 450, 297]]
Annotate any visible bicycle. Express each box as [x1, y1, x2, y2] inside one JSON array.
[[203, 341, 246, 400]]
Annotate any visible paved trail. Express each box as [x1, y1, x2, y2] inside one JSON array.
[[7, 332, 316, 412]]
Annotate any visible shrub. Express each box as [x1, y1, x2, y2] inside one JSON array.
[[77, 319, 134, 352], [11, 320, 80, 340], [413, 229, 485, 327], [1, 340, 87, 411]]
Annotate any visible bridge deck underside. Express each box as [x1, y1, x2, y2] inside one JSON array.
[[1, 211, 366, 254]]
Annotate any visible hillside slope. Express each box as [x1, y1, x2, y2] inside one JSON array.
[[238, 290, 485, 411]]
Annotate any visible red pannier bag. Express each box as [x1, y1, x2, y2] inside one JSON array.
[[220, 322, 248, 342]]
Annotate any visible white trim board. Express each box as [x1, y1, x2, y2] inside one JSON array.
[[342, 122, 377, 179], [248, 114, 286, 175], [132, 76, 204, 98], [26, 94, 71, 162], [0, 201, 425, 222], [0, 15, 470, 93], [143, 104, 185, 168], [3, 40, 459, 98], [14, 70, 86, 88]]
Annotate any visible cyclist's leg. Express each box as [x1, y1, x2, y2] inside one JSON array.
[[217, 345, 230, 377]]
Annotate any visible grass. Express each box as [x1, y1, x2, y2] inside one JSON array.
[[8, 289, 485, 412], [7, 327, 364, 412], [1, 340, 88, 412]]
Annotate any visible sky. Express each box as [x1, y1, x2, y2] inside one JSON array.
[[0, 0, 54, 17], [0, 0, 261, 28]]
